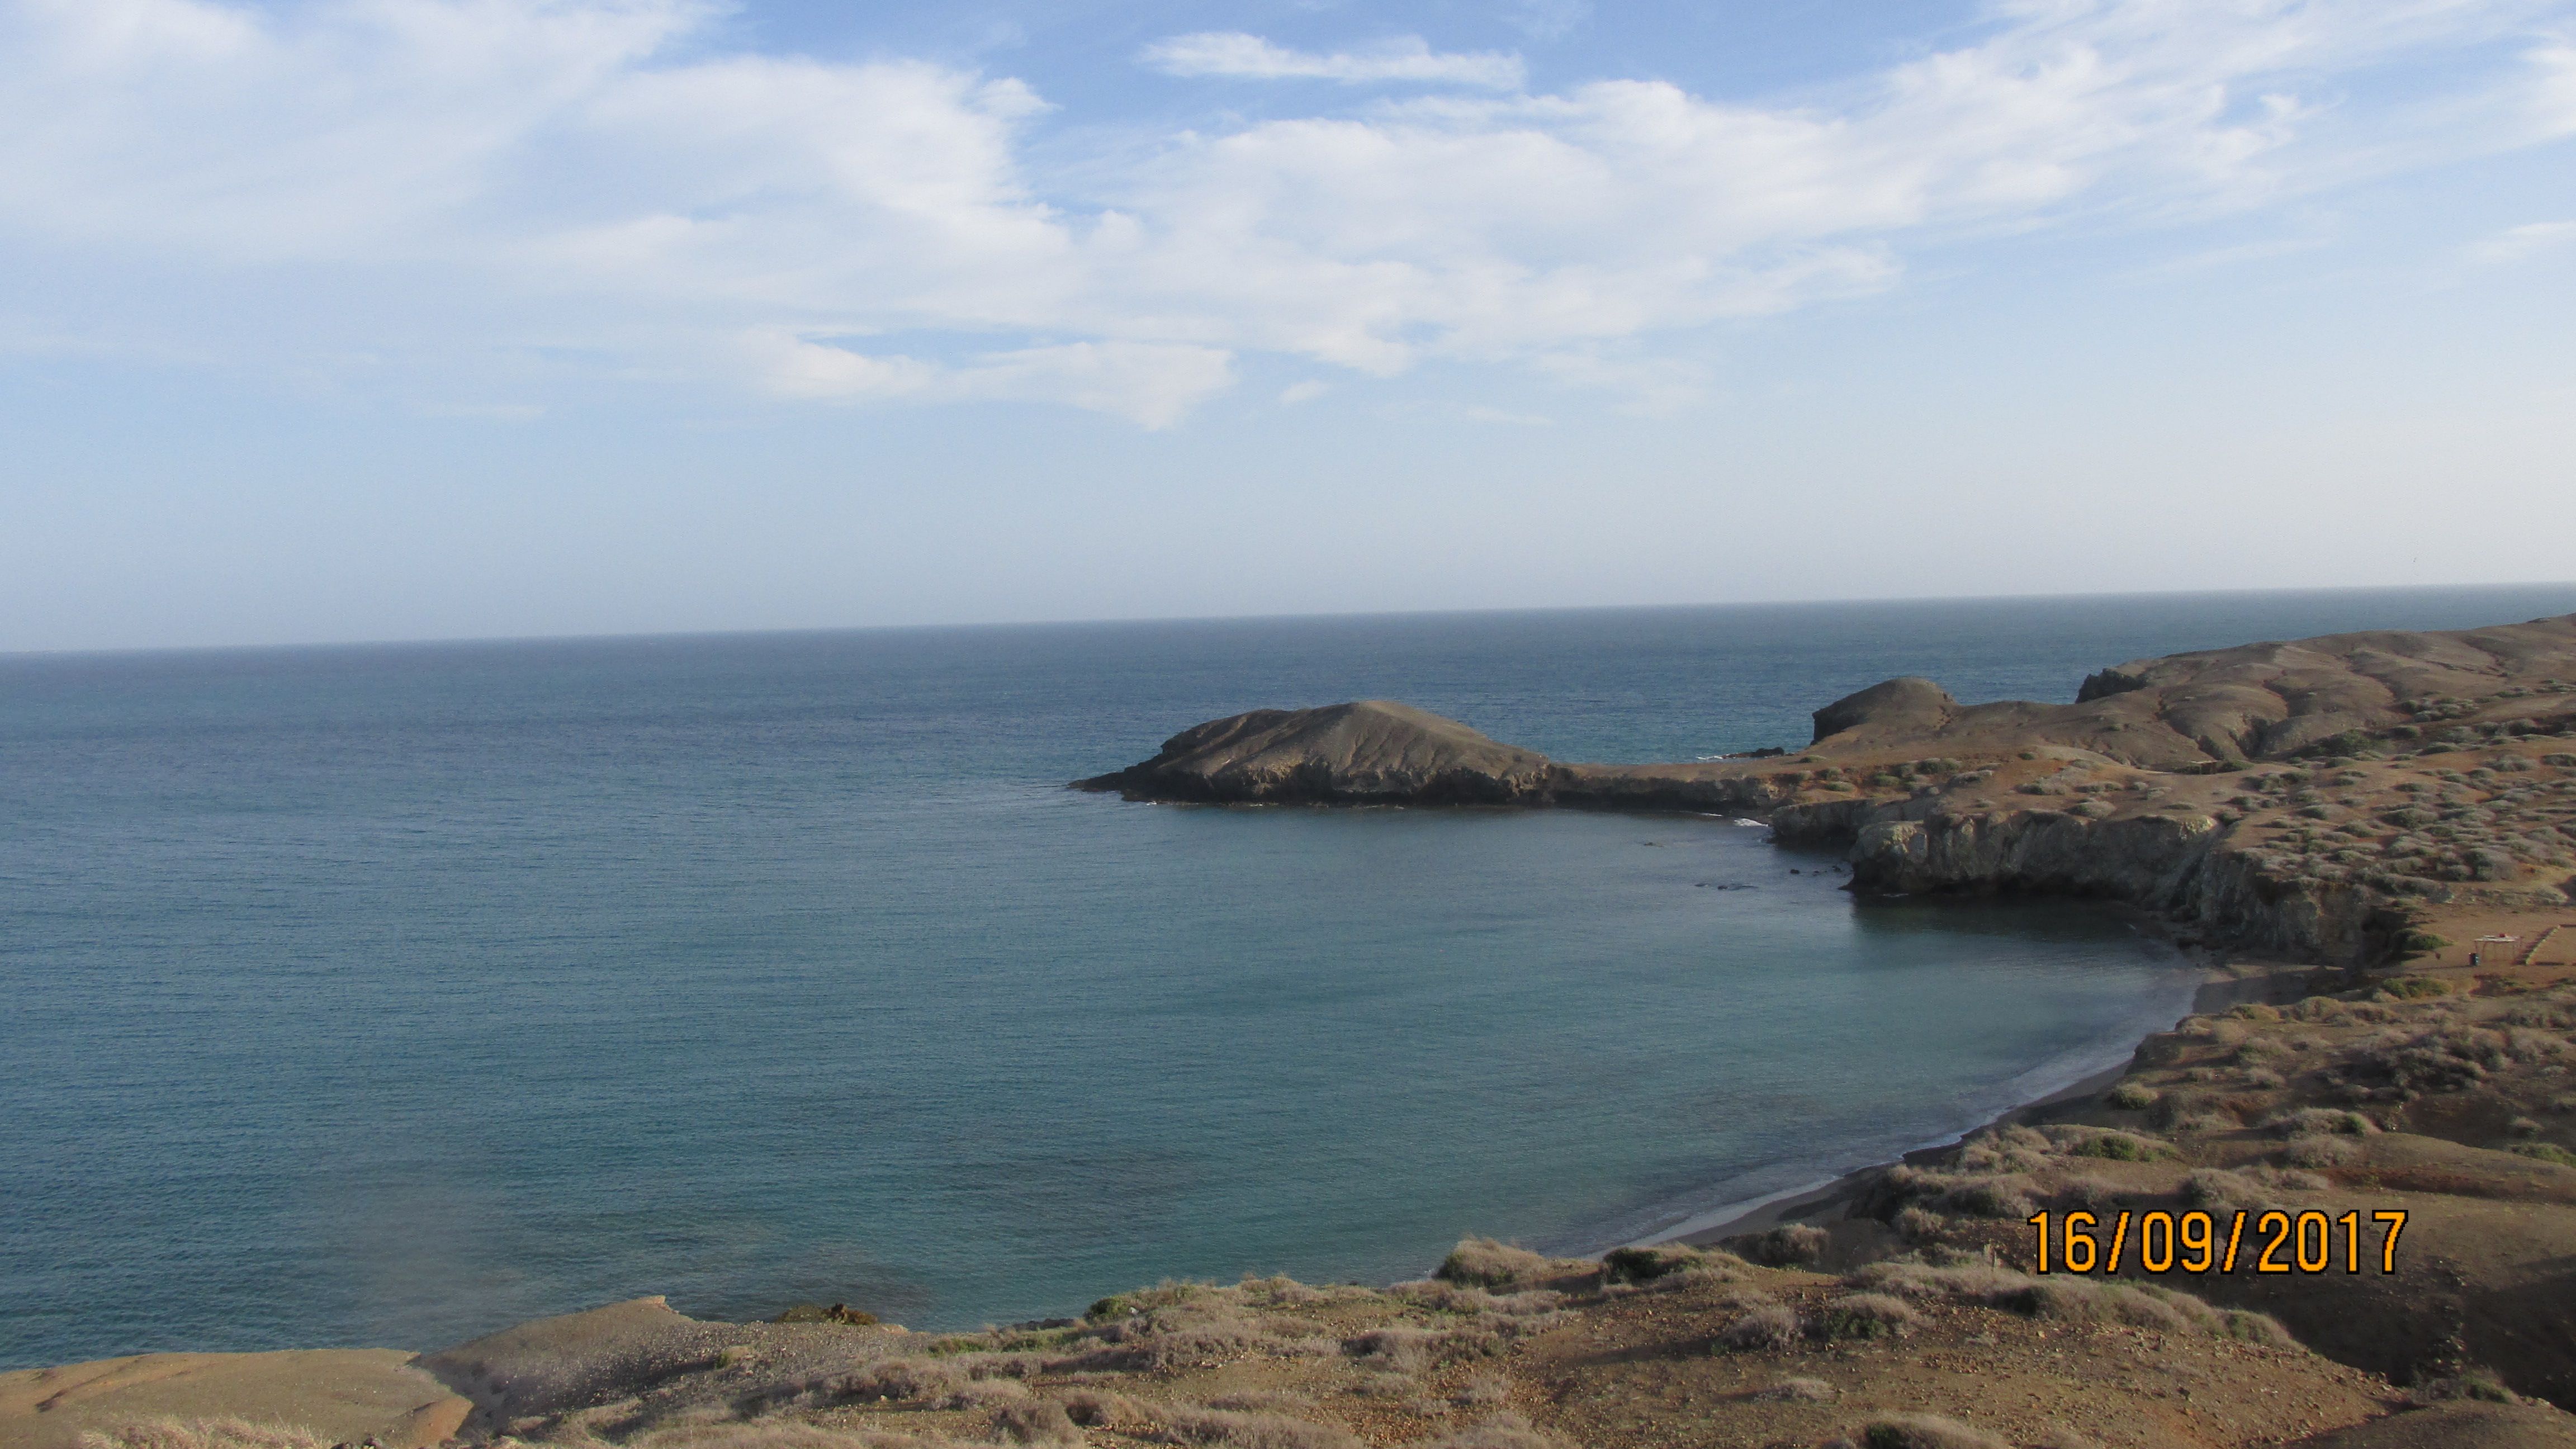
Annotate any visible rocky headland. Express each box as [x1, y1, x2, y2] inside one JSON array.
[[1077, 613, 2576, 973], [17, 614, 2576, 1449]]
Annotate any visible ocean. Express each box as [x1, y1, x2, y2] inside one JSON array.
[[5, 584, 2573, 1369]]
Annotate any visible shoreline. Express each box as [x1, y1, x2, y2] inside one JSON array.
[[1663, 950, 2307, 1247]]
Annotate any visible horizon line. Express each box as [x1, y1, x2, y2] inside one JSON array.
[[8, 580, 2576, 664]]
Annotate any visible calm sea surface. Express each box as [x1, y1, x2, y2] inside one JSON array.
[[6, 585, 2573, 1368]]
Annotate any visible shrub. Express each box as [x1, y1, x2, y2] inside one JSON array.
[[1938, 1178, 2039, 1220], [2271, 1107, 2377, 1137], [1343, 1327, 1440, 1374], [2410, 1370, 2522, 1406], [992, 1399, 1082, 1445], [1810, 1292, 1919, 1340], [1718, 1306, 1802, 1351], [1054, 1388, 1144, 1428], [2105, 1081, 2159, 1110], [1436, 1238, 1553, 1290], [1735, 1222, 1831, 1265], [2180, 1169, 2274, 1215], [2282, 1134, 2361, 1168], [1599, 1243, 1730, 1285], [828, 1357, 967, 1404], [2509, 1142, 2576, 1167], [2061, 1129, 2171, 1162], [1156, 1407, 1362, 1449], [2381, 977, 2450, 999], [1859, 1414, 2010, 1449]]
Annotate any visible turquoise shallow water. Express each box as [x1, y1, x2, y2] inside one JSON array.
[[6, 584, 2574, 1368]]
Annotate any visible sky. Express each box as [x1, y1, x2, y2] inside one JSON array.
[[3, 0, 2574, 651]]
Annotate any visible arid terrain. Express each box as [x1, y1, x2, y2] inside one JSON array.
[[15, 614, 2576, 1449]]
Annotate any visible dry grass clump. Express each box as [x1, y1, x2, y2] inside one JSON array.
[[1953, 1126, 2053, 1175], [1389, 1280, 1565, 1317], [940, 1380, 1033, 1411], [1879, 1167, 2037, 1221], [2269, 1107, 2378, 1137], [988, 1399, 1081, 1445], [2280, 1134, 2361, 1168], [2104, 1081, 2159, 1110], [822, 1357, 972, 1407], [2179, 1168, 2286, 1215], [2045, 1125, 2174, 1162], [1717, 1305, 1803, 1351], [1155, 1405, 1361, 1449], [1730, 1221, 1831, 1266], [1599, 1242, 1746, 1290], [1808, 1292, 1919, 1341], [1059, 1298, 1311, 1373], [1755, 1376, 1838, 1402], [2408, 1369, 2526, 1406], [1841, 1261, 2290, 1345], [1416, 1412, 1573, 1449], [2329, 1022, 2564, 1098], [1343, 1326, 1442, 1374], [78, 1422, 334, 1449], [1052, 1388, 1144, 1428], [1432, 1239, 1577, 1291], [1848, 1412, 2010, 1449]]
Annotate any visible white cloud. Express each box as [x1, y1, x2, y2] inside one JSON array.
[[2535, 41, 2576, 134], [1504, 0, 1592, 43], [1141, 32, 1524, 89], [2469, 219, 2576, 262], [1, 0, 2571, 424], [751, 332, 1233, 429], [1279, 380, 1330, 405]]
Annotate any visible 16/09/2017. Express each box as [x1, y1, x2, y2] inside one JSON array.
[[2026, 1209, 2406, 1275]]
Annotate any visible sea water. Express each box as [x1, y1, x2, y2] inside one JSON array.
[[5, 584, 2573, 1368]]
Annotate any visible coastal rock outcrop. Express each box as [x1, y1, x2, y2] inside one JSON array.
[[1079, 613, 2576, 969], [1073, 700, 1556, 804], [1811, 677, 1958, 745], [1816, 613, 2576, 768]]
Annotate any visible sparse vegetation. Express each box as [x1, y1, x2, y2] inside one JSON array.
[[2104, 1081, 2158, 1110], [1858, 1413, 2012, 1449], [1433, 1239, 1556, 1291], [1717, 1304, 1802, 1351], [75, 1423, 334, 1449], [1809, 1292, 1918, 1340]]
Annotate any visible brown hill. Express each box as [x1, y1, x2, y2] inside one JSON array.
[[1812, 613, 2576, 766], [1074, 699, 1555, 804]]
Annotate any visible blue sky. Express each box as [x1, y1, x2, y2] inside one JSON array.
[[3, 0, 2574, 650]]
